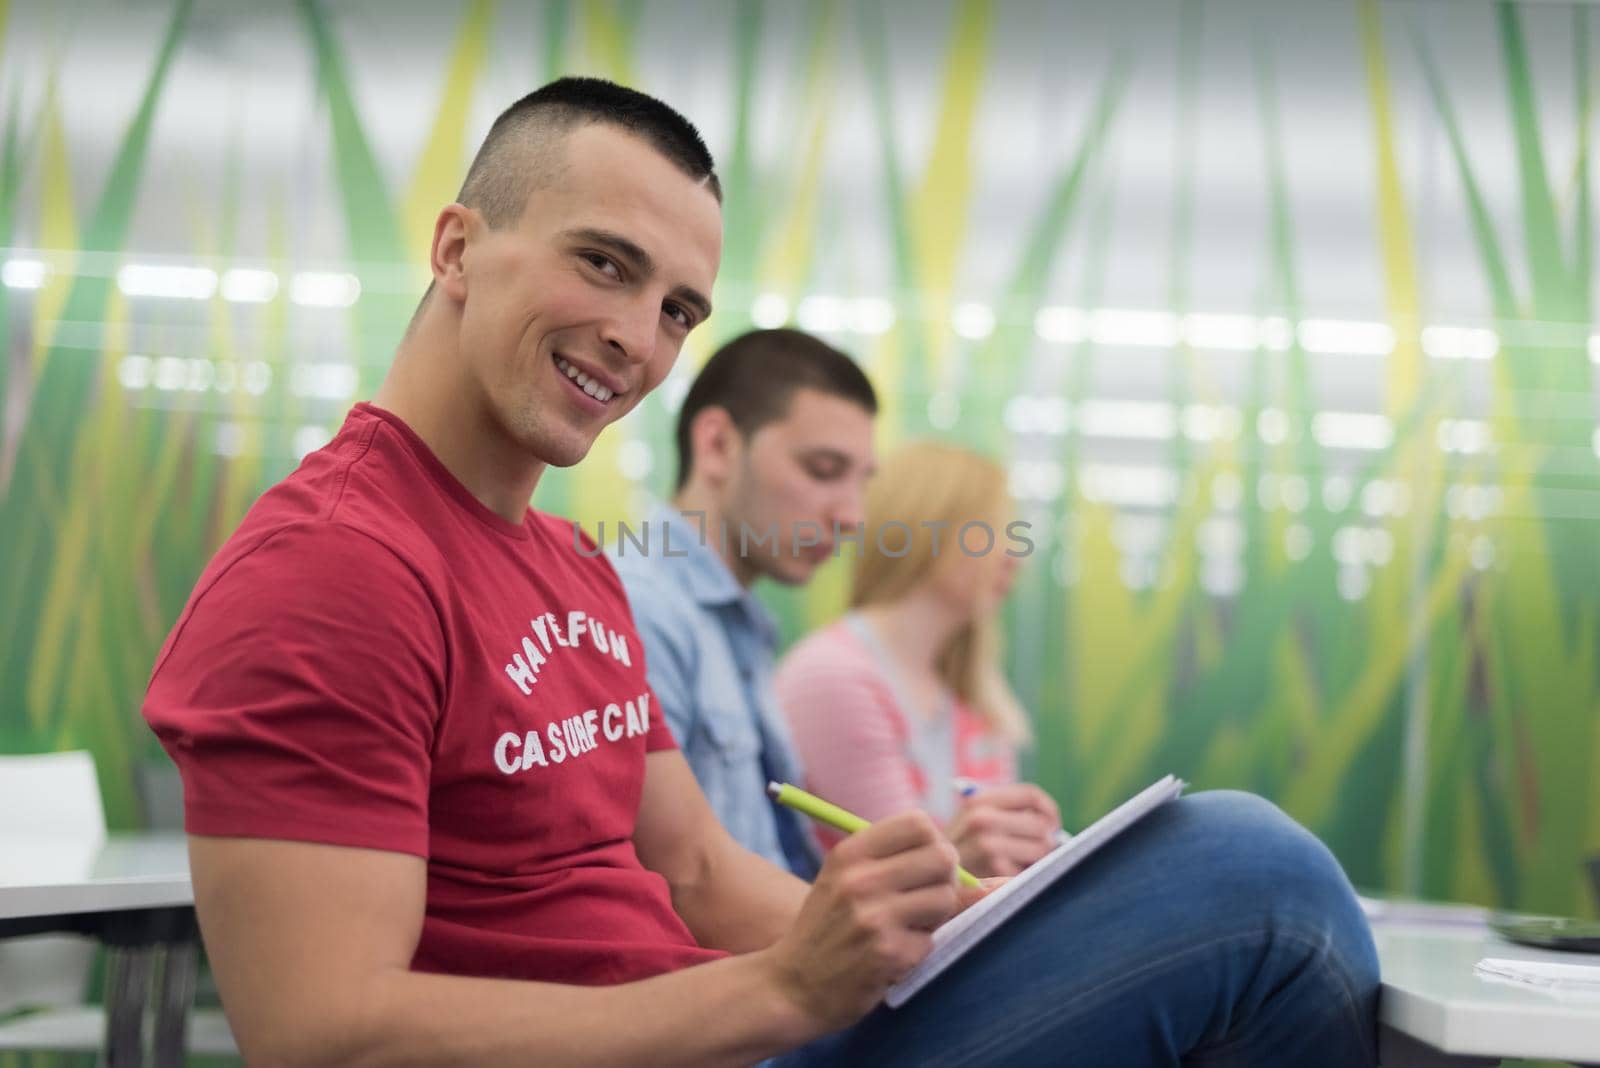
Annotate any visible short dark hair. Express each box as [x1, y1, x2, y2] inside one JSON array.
[[675, 329, 878, 490], [458, 77, 721, 228]]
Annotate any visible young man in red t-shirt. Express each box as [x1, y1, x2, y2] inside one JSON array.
[[145, 79, 1379, 1066]]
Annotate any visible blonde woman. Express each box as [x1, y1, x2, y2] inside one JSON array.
[[774, 441, 1063, 877]]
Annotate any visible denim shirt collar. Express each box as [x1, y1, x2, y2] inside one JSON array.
[[647, 504, 780, 649]]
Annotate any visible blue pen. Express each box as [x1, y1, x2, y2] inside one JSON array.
[[954, 777, 1072, 844]]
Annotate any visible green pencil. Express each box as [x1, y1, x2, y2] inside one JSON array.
[[767, 780, 982, 888]]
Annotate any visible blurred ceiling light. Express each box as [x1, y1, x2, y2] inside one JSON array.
[[796, 294, 846, 333], [242, 361, 273, 396], [1421, 324, 1499, 361], [750, 293, 789, 328], [290, 271, 361, 308], [1181, 404, 1242, 442], [2, 258, 47, 289], [292, 425, 331, 459], [952, 302, 995, 340], [617, 439, 654, 481], [1079, 463, 1178, 508], [288, 362, 358, 400], [1003, 395, 1070, 435], [849, 297, 896, 335], [1297, 318, 1394, 356], [116, 354, 152, 390], [1181, 312, 1259, 351], [118, 264, 217, 300], [1260, 317, 1294, 351], [1077, 399, 1178, 440], [1256, 408, 1291, 444], [1008, 459, 1065, 501], [221, 268, 279, 304], [1436, 418, 1495, 454], [1284, 523, 1313, 562], [1034, 305, 1086, 344], [1312, 410, 1394, 451], [1089, 307, 1180, 348]]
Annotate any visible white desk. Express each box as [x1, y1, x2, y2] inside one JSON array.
[[0, 833, 197, 1068], [0, 833, 192, 919], [1376, 923, 1600, 1066]]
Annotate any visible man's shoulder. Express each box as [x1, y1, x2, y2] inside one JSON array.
[[608, 546, 698, 617]]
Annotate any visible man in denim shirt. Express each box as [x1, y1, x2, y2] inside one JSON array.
[[612, 329, 877, 876]]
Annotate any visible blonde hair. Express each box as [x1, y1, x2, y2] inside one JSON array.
[[850, 441, 1033, 746]]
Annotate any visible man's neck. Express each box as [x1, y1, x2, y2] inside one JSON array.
[[671, 486, 757, 589], [374, 322, 544, 524]]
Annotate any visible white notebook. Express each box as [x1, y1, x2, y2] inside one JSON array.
[[886, 774, 1186, 1007]]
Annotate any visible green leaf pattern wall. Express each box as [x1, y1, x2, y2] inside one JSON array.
[[1, 0, 1596, 918]]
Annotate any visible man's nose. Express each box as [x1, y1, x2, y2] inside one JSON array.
[[600, 295, 659, 365], [831, 485, 868, 532]]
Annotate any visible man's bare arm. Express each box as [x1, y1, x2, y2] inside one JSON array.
[[191, 808, 964, 1066], [632, 750, 808, 953], [191, 835, 822, 1068]]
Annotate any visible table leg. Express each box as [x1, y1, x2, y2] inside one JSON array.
[[1379, 1024, 1502, 1067], [101, 944, 154, 1068], [152, 938, 197, 1068]]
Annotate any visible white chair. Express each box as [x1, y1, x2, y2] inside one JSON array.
[[0, 750, 106, 1020], [0, 750, 238, 1059]]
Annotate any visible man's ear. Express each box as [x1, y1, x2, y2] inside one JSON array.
[[430, 203, 476, 302], [688, 406, 741, 487]]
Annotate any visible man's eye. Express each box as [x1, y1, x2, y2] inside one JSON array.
[[663, 302, 692, 329], [805, 463, 843, 481], [582, 252, 620, 278]]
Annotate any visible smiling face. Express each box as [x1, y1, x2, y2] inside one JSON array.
[[454, 123, 723, 468]]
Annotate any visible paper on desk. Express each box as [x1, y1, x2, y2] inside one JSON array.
[[1475, 957, 1600, 999]]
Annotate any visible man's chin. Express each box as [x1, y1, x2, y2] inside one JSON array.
[[761, 557, 824, 588], [534, 430, 603, 469]]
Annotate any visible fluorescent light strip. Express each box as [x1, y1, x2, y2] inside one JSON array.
[[2, 258, 47, 289], [796, 295, 847, 333], [1078, 463, 1178, 508], [1312, 411, 1395, 451], [1182, 313, 1260, 351], [1002, 396, 1070, 435], [1008, 459, 1066, 501], [1422, 325, 1499, 361], [1035, 306, 1086, 344], [952, 302, 996, 340], [221, 269, 279, 304], [750, 293, 789, 329], [1089, 308, 1180, 348], [1077, 399, 1178, 441], [850, 297, 896, 335], [290, 271, 361, 308], [118, 264, 217, 300], [1298, 319, 1394, 356]]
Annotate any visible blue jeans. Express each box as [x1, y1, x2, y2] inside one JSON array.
[[769, 790, 1379, 1067]]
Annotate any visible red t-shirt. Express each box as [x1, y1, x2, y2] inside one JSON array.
[[143, 403, 724, 985]]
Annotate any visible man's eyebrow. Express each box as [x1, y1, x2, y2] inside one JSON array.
[[799, 447, 854, 467], [564, 227, 713, 322]]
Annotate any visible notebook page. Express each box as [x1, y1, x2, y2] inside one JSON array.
[[885, 774, 1185, 1008]]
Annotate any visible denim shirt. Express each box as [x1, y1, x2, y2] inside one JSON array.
[[610, 506, 819, 876]]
